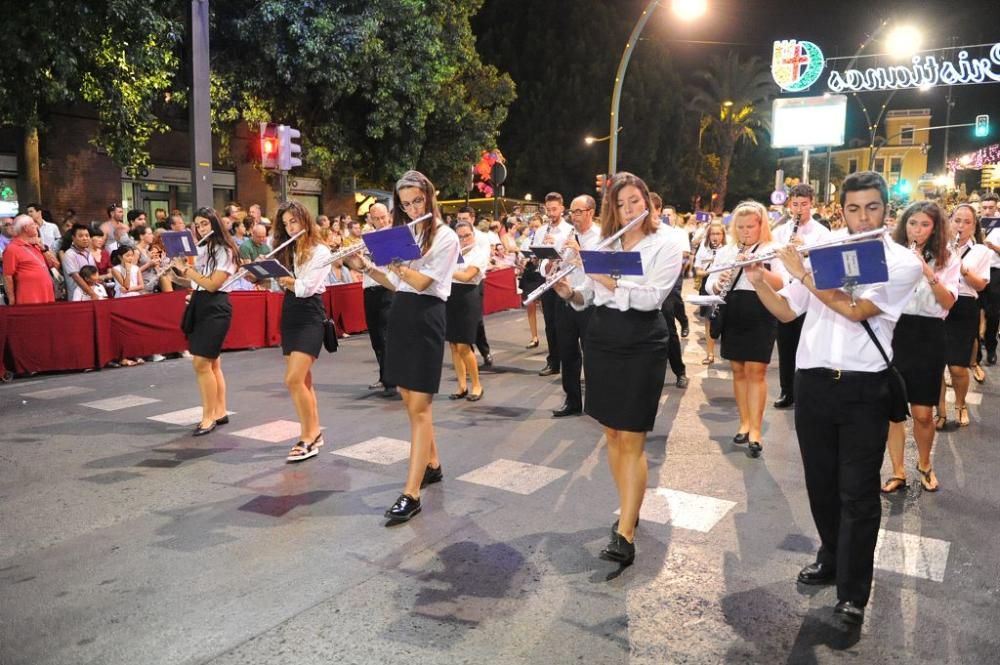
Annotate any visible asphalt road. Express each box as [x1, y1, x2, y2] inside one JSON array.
[[2, 296, 998, 665]]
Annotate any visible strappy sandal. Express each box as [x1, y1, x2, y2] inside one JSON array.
[[957, 405, 970, 427], [916, 465, 939, 492], [286, 434, 324, 463], [881, 476, 907, 494], [972, 365, 986, 384], [934, 414, 947, 431], [702, 355, 715, 365]]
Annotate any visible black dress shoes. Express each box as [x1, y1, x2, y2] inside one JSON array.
[[449, 389, 469, 400], [987, 351, 998, 366], [797, 561, 836, 585], [538, 365, 560, 377], [480, 354, 494, 369], [600, 532, 635, 566], [681, 326, 689, 338], [384, 494, 421, 522], [192, 421, 217, 437], [368, 380, 385, 391], [748, 442, 762, 458], [676, 374, 689, 389], [215, 415, 229, 426], [773, 394, 794, 409], [733, 432, 749, 444], [611, 517, 640, 534], [421, 464, 443, 488], [834, 600, 865, 625], [552, 403, 582, 418]]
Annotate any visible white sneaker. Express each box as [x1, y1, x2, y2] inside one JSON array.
[[150, 354, 166, 362], [180, 350, 192, 358]]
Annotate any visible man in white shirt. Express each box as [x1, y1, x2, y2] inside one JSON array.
[[771, 184, 831, 409], [552, 194, 602, 416], [980, 192, 1000, 365], [25, 203, 60, 252], [536, 192, 573, 376], [362, 203, 396, 395], [746, 171, 922, 626]]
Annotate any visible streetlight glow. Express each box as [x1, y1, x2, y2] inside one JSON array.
[[671, 0, 707, 21], [585, 136, 597, 145], [885, 25, 922, 59]]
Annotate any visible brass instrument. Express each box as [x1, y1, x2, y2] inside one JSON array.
[[523, 210, 649, 305], [706, 227, 889, 274]]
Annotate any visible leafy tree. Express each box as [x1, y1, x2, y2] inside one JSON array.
[[688, 52, 774, 213]]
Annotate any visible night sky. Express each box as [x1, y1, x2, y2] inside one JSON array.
[[638, 0, 1000, 170]]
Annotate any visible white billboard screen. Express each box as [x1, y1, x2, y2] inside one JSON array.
[[771, 95, 847, 149]]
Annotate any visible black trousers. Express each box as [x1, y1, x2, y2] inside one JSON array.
[[794, 368, 890, 606], [670, 288, 688, 329], [541, 289, 561, 370], [984, 268, 1000, 355], [555, 301, 592, 409], [777, 314, 805, 396], [363, 285, 394, 388], [475, 282, 490, 358], [661, 297, 685, 378]]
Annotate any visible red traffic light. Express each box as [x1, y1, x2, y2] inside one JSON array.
[[259, 122, 280, 169], [262, 138, 277, 156], [595, 173, 606, 193]]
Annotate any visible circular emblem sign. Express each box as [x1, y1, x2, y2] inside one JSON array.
[[771, 40, 825, 92], [771, 189, 788, 205]]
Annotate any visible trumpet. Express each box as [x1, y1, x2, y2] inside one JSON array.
[[218, 230, 305, 290], [320, 213, 432, 271], [706, 227, 889, 274], [523, 210, 649, 305], [153, 230, 214, 281]]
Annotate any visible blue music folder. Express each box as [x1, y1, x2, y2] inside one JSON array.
[[161, 230, 199, 257], [809, 240, 888, 290], [364, 225, 422, 265], [580, 250, 644, 277], [243, 259, 292, 279], [695, 211, 711, 223]]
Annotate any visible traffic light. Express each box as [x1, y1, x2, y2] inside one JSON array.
[[595, 173, 606, 194], [975, 114, 990, 138], [278, 124, 302, 170], [898, 179, 911, 195], [259, 122, 279, 169]]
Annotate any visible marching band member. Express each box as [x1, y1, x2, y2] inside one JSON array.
[[271, 201, 333, 462], [359, 170, 459, 523], [651, 193, 689, 389], [772, 184, 830, 409], [362, 202, 395, 396], [694, 220, 726, 365], [937, 204, 991, 428], [447, 220, 489, 401], [551, 194, 602, 417], [173, 207, 240, 436], [745, 171, 922, 626], [536, 193, 574, 377], [980, 193, 1000, 366], [553, 172, 682, 567], [705, 201, 783, 457], [518, 213, 544, 348], [881, 202, 959, 494]]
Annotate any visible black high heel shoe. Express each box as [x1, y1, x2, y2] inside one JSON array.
[[600, 532, 635, 566], [449, 389, 469, 400], [525, 338, 539, 349], [733, 432, 749, 444], [748, 441, 762, 458]]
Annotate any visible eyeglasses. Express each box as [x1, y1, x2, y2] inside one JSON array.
[[400, 197, 426, 210], [569, 208, 593, 215]]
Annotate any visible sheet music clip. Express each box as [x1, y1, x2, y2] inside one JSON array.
[[809, 239, 888, 290], [579, 250, 643, 279], [364, 225, 422, 267]]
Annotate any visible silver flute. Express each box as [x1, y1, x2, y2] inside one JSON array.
[[319, 213, 432, 270], [523, 210, 649, 305], [706, 227, 890, 274], [154, 230, 214, 280], [708, 242, 746, 320], [218, 229, 305, 290]]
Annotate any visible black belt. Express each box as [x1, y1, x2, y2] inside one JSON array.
[[799, 367, 888, 381], [365, 285, 387, 291]]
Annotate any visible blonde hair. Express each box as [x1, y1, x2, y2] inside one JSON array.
[[728, 200, 771, 244]]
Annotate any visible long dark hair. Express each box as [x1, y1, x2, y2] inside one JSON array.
[[192, 206, 240, 274], [598, 172, 657, 239], [272, 200, 321, 270], [894, 201, 950, 267], [392, 170, 441, 254]]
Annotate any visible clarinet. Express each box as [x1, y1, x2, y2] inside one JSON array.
[[709, 242, 746, 320]]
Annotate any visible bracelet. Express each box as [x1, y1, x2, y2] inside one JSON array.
[[796, 270, 812, 282], [927, 276, 938, 286]]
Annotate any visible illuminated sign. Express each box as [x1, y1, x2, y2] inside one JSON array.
[[771, 40, 825, 92], [829, 44, 1000, 93], [771, 95, 847, 149]]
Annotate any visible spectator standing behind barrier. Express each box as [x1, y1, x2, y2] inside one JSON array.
[[26, 203, 61, 252], [111, 247, 146, 297], [2, 215, 56, 305], [88, 228, 115, 297], [60, 224, 98, 301], [239, 224, 271, 262], [0, 217, 15, 256]]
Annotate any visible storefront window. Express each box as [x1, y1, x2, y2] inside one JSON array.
[[0, 177, 18, 216]]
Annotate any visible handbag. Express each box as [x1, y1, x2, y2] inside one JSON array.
[[860, 319, 909, 423], [180, 297, 196, 335], [323, 318, 339, 353]]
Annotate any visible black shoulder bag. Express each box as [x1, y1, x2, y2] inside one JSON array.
[[860, 319, 909, 423]]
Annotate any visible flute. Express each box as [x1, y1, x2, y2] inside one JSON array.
[[218, 229, 306, 290], [706, 227, 889, 273], [153, 230, 214, 280], [320, 213, 432, 270], [523, 210, 649, 305], [708, 242, 746, 320]]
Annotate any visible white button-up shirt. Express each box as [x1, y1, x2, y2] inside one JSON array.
[[290, 243, 333, 298], [565, 223, 603, 291], [705, 242, 774, 294], [574, 229, 682, 312], [779, 238, 922, 371], [389, 221, 459, 302], [986, 228, 1000, 269], [195, 245, 238, 292], [955, 239, 992, 298], [772, 219, 832, 283], [901, 252, 960, 319], [454, 243, 489, 286]]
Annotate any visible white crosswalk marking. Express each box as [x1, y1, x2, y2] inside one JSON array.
[[148, 407, 235, 426], [22, 386, 93, 400], [874, 528, 950, 582], [944, 389, 982, 405], [82, 395, 161, 411], [457, 458, 567, 495], [230, 420, 318, 443], [620, 488, 736, 533], [332, 437, 411, 465]]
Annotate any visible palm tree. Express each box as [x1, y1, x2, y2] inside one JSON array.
[[689, 53, 774, 213]]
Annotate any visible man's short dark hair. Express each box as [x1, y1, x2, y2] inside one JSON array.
[[25, 202, 41, 213], [544, 192, 563, 205], [347, 220, 361, 230], [126, 209, 144, 224], [457, 205, 476, 216], [788, 183, 814, 200], [107, 204, 122, 217], [78, 265, 98, 281], [224, 203, 241, 218], [839, 171, 888, 206], [70, 223, 90, 238], [982, 192, 999, 204]]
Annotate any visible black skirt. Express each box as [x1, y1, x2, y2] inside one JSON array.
[[281, 292, 325, 357], [584, 305, 669, 432], [445, 282, 482, 344], [944, 295, 978, 367], [385, 291, 447, 394], [186, 290, 232, 359], [697, 277, 713, 319], [519, 262, 544, 300], [720, 290, 777, 363], [892, 314, 945, 406]]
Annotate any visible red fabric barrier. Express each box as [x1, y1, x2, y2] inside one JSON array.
[[264, 291, 285, 347], [0, 310, 9, 375], [2, 301, 102, 373], [224, 291, 269, 350], [483, 267, 521, 315], [108, 292, 190, 359], [329, 282, 367, 334]]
